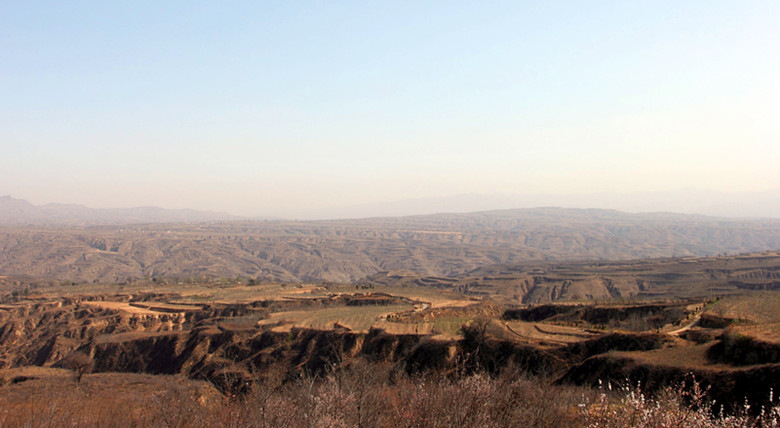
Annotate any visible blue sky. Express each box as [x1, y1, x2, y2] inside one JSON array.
[[2, 1, 779, 217]]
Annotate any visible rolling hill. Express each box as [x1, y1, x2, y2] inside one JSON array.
[[1, 207, 779, 288]]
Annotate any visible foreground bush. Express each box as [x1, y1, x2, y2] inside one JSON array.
[[579, 376, 780, 428], [2, 362, 779, 427]]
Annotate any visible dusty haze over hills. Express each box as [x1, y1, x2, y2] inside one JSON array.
[[0, 195, 241, 225], [3, 190, 780, 222], [2, 205, 779, 285]]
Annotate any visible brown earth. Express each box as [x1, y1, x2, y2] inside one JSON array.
[[2, 285, 778, 412]]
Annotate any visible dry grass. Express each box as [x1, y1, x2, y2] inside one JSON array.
[[373, 315, 473, 337], [707, 291, 780, 324], [0, 372, 221, 427], [256, 304, 415, 332], [129, 301, 202, 311], [430, 315, 473, 337], [372, 320, 436, 335], [186, 283, 331, 304], [326, 284, 477, 308], [730, 322, 780, 344], [704, 291, 780, 344], [81, 300, 165, 315], [2, 360, 777, 427], [0, 362, 593, 427], [30, 282, 333, 305], [612, 342, 728, 369]]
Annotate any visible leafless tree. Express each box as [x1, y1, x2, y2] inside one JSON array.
[[60, 351, 94, 385]]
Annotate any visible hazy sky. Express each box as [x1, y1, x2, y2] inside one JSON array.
[[2, 1, 779, 217]]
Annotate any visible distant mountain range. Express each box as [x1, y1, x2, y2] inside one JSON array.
[[3, 188, 780, 225], [316, 189, 780, 220], [0, 196, 241, 225]]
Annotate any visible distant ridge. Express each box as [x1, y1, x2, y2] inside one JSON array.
[[0, 196, 242, 225], [316, 189, 780, 220]]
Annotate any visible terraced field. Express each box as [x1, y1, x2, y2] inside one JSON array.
[[504, 320, 595, 345], [257, 304, 416, 332]]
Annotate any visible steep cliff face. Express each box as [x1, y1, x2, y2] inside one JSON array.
[[0, 298, 244, 369], [0, 298, 504, 391], [69, 319, 672, 386], [80, 326, 444, 386], [0, 298, 445, 386]]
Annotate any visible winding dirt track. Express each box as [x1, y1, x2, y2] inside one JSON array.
[[668, 313, 702, 335]]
